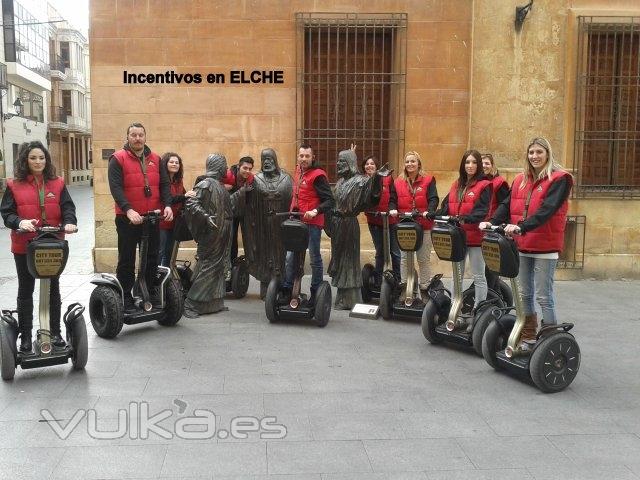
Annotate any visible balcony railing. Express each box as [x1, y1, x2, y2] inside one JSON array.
[[49, 54, 66, 73], [50, 106, 67, 124]]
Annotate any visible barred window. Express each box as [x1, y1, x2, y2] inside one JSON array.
[[296, 13, 407, 181], [574, 16, 640, 197]]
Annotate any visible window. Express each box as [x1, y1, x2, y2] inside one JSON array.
[[13, 85, 43, 122], [60, 41, 70, 69], [78, 92, 85, 119], [575, 16, 640, 197], [296, 13, 407, 181], [3, 0, 50, 78], [62, 90, 72, 116]]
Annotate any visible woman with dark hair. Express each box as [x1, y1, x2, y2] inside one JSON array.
[[362, 155, 401, 284], [158, 152, 189, 266], [0, 141, 77, 352], [481, 137, 573, 349], [438, 149, 492, 329]]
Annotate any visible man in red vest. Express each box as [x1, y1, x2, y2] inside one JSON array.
[[282, 143, 334, 306], [108, 123, 173, 311]]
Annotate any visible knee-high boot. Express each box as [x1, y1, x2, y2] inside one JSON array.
[[17, 297, 33, 352]]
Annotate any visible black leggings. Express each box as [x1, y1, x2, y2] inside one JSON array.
[[14, 253, 61, 331]]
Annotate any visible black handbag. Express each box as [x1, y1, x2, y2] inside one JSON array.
[[281, 219, 309, 253]]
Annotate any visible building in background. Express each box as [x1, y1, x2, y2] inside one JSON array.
[[89, 0, 640, 278], [47, 2, 91, 185], [0, 0, 50, 186]]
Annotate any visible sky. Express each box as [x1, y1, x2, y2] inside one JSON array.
[[48, 0, 89, 37]]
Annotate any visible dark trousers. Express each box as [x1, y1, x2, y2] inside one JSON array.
[[14, 253, 62, 334], [158, 228, 174, 267], [115, 215, 159, 299], [230, 217, 240, 262], [368, 223, 401, 282]]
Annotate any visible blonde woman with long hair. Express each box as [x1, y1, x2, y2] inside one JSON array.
[[480, 137, 573, 349]]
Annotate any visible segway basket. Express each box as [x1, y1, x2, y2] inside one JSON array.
[[431, 220, 466, 262], [281, 219, 309, 253], [26, 235, 69, 279], [396, 219, 423, 252], [481, 231, 519, 278]]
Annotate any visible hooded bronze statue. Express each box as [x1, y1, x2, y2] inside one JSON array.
[[328, 147, 388, 309], [236, 148, 293, 298], [183, 153, 233, 316]]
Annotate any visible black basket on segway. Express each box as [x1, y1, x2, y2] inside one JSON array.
[[26, 235, 69, 279], [396, 219, 423, 252], [431, 220, 466, 262], [281, 218, 309, 252], [481, 231, 519, 278]]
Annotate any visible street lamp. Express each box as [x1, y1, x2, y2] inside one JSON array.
[[3, 97, 23, 120]]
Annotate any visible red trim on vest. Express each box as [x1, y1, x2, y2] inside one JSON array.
[[447, 179, 492, 246], [394, 175, 435, 230], [290, 166, 327, 227], [8, 176, 65, 254], [488, 175, 508, 219], [112, 149, 162, 215], [366, 175, 398, 226], [160, 179, 186, 230], [509, 171, 573, 253]]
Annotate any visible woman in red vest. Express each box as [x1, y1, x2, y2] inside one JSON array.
[[362, 155, 401, 283], [481, 137, 573, 349], [158, 152, 187, 266], [0, 141, 77, 353], [390, 151, 439, 298], [439, 149, 492, 326], [481, 153, 509, 291]]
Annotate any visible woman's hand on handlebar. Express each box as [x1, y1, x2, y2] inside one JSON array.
[[163, 206, 174, 222], [504, 224, 521, 236], [389, 209, 398, 217], [64, 224, 78, 234], [18, 219, 37, 232], [479, 221, 493, 231]]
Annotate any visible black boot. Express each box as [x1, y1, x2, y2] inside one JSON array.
[[17, 298, 33, 353], [50, 301, 66, 348]]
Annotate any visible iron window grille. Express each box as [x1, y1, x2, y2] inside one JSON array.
[[574, 16, 640, 198], [296, 13, 407, 181], [558, 215, 586, 269]]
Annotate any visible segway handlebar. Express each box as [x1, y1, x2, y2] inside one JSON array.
[[141, 209, 162, 217], [480, 224, 521, 236], [270, 211, 304, 217], [396, 210, 433, 220], [17, 225, 76, 234], [433, 215, 461, 224]]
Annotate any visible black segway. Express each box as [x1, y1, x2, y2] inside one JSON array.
[[421, 216, 510, 355], [0, 226, 87, 380], [225, 255, 250, 299], [361, 212, 392, 303], [480, 226, 580, 392], [379, 211, 426, 321], [264, 211, 331, 327], [89, 210, 183, 338]]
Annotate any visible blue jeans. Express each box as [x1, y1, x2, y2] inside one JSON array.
[[517, 255, 558, 324], [283, 225, 323, 295], [158, 229, 174, 267], [368, 223, 401, 282]]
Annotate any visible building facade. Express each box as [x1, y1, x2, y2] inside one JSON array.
[[89, 0, 640, 278]]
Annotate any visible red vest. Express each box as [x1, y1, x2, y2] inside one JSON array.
[[394, 175, 435, 230], [222, 169, 235, 187], [160, 179, 186, 230], [290, 166, 327, 227], [488, 175, 508, 219], [509, 171, 573, 253], [448, 178, 492, 246], [366, 175, 398, 226], [112, 149, 162, 215], [8, 176, 65, 254]]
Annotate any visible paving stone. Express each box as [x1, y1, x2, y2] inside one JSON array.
[[267, 440, 372, 475]]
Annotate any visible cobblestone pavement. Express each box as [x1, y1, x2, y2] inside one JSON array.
[[0, 186, 639, 479]]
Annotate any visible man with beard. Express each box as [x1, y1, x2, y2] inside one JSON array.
[[237, 148, 292, 298], [328, 147, 387, 309], [182, 153, 233, 317]]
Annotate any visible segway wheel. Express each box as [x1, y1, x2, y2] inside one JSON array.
[[361, 263, 375, 303], [314, 281, 332, 328], [0, 320, 16, 381], [68, 314, 88, 370], [482, 316, 512, 370], [89, 285, 124, 339], [498, 279, 513, 307], [421, 300, 442, 344], [158, 278, 183, 326], [265, 277, 281, 323], [379, 278, 393, 320], [230, 257, 249, 299], [530, 333, 581, 393], [471, 306, 500, 357], [462, 285, 502, 316]]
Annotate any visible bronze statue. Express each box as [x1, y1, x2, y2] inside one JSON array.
[[183, 153, 233, 317], [239, 148, 293, 298], [328, 148, 386, 309]]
